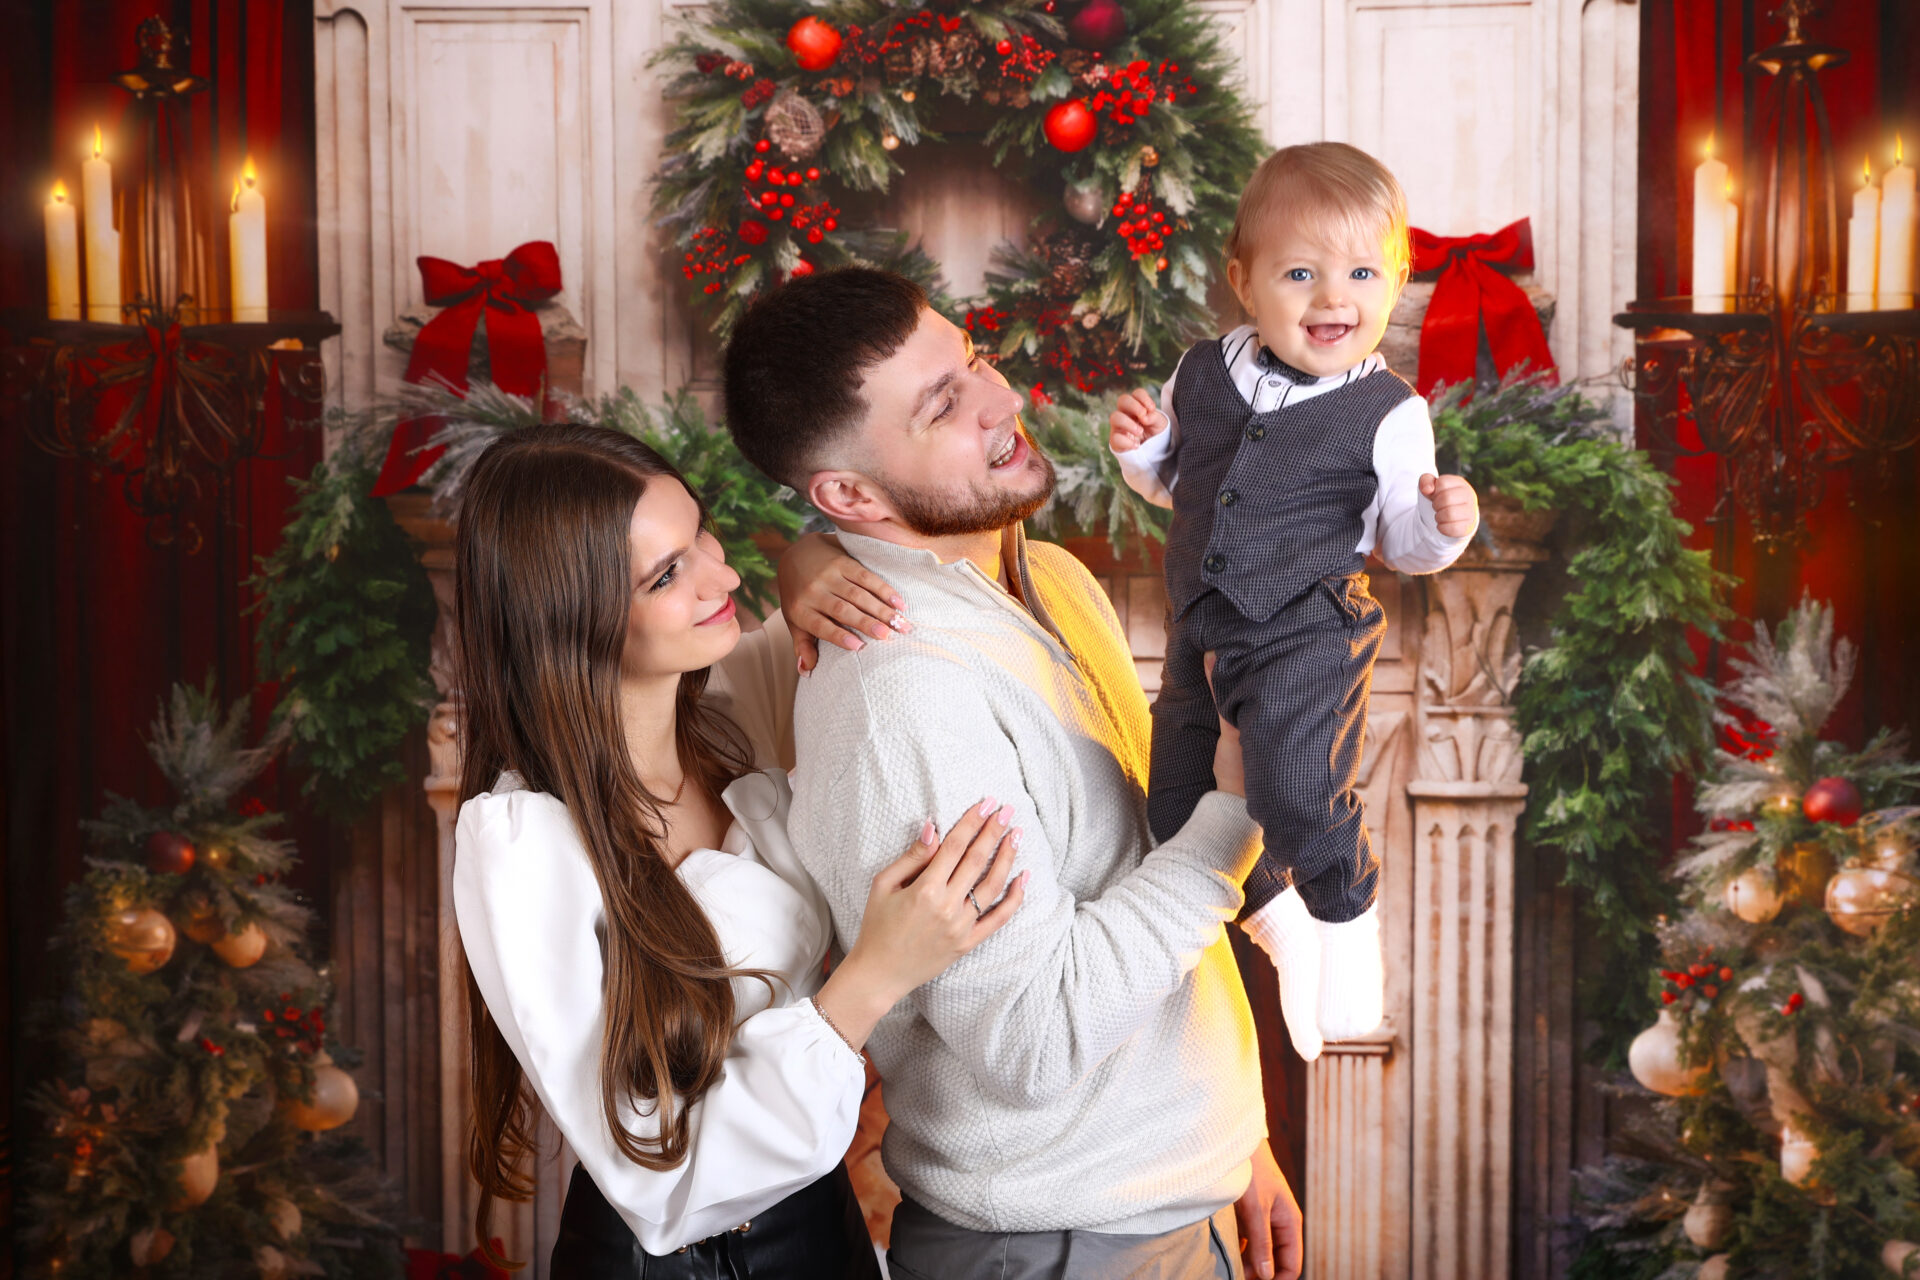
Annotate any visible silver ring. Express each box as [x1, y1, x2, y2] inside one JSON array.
[[967, 889, 984, 917]]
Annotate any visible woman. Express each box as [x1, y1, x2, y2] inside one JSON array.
[[451, 424, 1028, 1277]]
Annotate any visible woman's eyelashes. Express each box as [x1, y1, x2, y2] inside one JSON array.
[[649, 560, 680, 593]]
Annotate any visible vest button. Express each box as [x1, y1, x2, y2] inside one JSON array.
[[1204, 553, 1227, 573], [1246, 423, 1266, 441], [1219, 489, 1238, 507]]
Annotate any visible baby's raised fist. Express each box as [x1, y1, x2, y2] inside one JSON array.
[[1109, 388, 1168, 453], [1418, 473, 1480, 539]]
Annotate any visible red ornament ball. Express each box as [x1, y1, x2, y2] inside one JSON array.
[[1069, 0, 1128, 51], [996, 38, 1014, 56], [1043, 100, 1098, 153], [1802, 776, 1863, 826], [146, 830, 196, 875], [754, 138, 771, 154], [738, 220, 769, 245], [786, 16, 844, 72]]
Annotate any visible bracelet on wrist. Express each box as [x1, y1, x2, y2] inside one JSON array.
[[809, 997, 866, 1066]]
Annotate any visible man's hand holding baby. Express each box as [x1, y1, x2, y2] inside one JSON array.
[[1419, 473, 1479, 538], [1109, 388, 1168, 452]]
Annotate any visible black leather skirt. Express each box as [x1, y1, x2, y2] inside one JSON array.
[[549, 1161, 882, 1280]]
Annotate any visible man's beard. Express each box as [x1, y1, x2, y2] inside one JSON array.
[[876, 437, 1058, 539]]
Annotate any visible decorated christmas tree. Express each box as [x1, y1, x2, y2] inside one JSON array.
[[20, 683, 403, 1279], [1574, 599, 1920, 1278]]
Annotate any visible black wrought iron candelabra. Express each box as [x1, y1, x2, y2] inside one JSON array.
[[0, 16, 338, 552], [1615, 0, 1919, 551]]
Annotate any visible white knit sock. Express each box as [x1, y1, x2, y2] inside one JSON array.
[[1239, 887, 1323, 1061], [1317, 905, 1385, 1042]]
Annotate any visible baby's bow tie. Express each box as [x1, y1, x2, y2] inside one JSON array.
[[1255, 347, 1319, 385]]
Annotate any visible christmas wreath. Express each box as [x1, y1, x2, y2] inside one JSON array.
[[651, 0, 1266, 399]]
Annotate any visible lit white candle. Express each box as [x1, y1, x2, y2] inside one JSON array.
[[1723, 180, 1740, 302], [1847, 157, 1880, 311], [45, 181, 80, 321], [228, 158, 267, 322], [1878, 136, 1916, 308], [82, 125, 120, 322], [1692, 137, 1730, 313]]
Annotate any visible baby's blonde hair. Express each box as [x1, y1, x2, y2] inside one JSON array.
[[1226, 142, 1410, 279]]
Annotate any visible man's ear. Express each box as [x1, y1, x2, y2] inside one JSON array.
[[807, 470, 896, 526]]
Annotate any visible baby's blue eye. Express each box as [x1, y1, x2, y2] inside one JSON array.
[[1287, 268, 1312, 282], [1351, 267, 1376, 280]]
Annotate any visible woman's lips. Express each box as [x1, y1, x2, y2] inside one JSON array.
[[698, 597, 738, 626]]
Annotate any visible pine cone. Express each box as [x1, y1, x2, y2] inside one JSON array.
[[927, 29, 983, 80]]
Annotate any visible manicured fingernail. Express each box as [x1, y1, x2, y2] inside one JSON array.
[[995, 803, 1014, 823], [1259, 1265, 1274, 1280], [872, 625, 892, 641], [922, 819, 937, 844], [890, 595, 906, 609], [889, 613, 909, 632], [1011, 827, 1023, 847], [1017, 870, 1030, 886], [845, 636, 864, 650], [978, 796, 997, 816]]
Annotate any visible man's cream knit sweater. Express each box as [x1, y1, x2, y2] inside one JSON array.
[[788, 526, 1267, 1235]]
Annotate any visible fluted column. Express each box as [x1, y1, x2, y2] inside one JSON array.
[[1305, 498, 1552, 1279]]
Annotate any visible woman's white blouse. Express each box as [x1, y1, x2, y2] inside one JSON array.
[[452, 614, 865, 1255]]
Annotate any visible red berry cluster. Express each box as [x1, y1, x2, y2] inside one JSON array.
[[743, 157, 838, 242], [198, 1035, 227, 1057], [877, 9, 963, 54], [1779, 990, 1806, 1017], [964, 305, 1010, 335], [1028, 383, 1053, 406], [683, 227, 750, 294], [239, 795, 270, 817], [742, 77, 777, 108], [994, 34, 1055, 82], [697, 53, 758, 79], [262, 991, 328, 1054], [1659, 961, 1734, 1004], [1088, 59, 1160, 127], [1720, 713, 1776, 761], [1707, 817, 1757, 832], [1111, 189, 1175, 262]]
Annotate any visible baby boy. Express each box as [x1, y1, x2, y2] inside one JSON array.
[[1109, 142, 1480, 1060]]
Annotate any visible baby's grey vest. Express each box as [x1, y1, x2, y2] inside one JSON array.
[[1164, 337, 1416, 623]]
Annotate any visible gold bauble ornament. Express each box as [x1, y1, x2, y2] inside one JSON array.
[[1780, 1121, 1818, 1186], [109, 908, 177, 974], [1139, 144, 1159, 167], [1062, 177, 1106, 225], [1698, 1255, 1731, 1280], [1683, 1179, 1737, 1250], [169, 1144, 220, 1210], [287, 1053, 360, 1132], [212, 922, 268, 968], [130, 1226, 175, 1265], [256, 1245, 291, 1280], [880, 132, 900, 151], [1725, 865, 1784, 923], [1761, 778, 1801, 816], [182, 896, 225, 944], [201, 843, 233, 871], [1864, 826, 1916, 873], [1824, 865, 1917, 936], [900, 88, 916, 102], [1778, 841, 1837, 908], [266, 1197, 302, 1241], [1628, 1009, 1709, 1097]]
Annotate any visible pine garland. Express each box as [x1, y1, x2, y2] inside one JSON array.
[[252, 434, 439, 818], [1430, 375, 1728, 1047], [21, 683, 404, 1279], [649, 0, 1266, 396]]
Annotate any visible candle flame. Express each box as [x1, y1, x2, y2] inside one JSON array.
[[242, 156, 257, 189], [1704, 132, 1715, 161], [231, 179, 241, 213], [1864, 155, 1873, 185], [1899, 135, 1906, 167], [52, 180, 67, 203], [91, 124, 102, 159], [1724, 178, 1734, 199]]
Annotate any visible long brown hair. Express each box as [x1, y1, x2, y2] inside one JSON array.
[[453, 424, 755, 1266]]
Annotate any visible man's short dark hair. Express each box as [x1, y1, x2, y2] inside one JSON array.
[[722, 267, 927, 490]]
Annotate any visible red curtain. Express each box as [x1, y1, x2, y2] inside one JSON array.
[[1637, 0, 1920, 813], [1, 0, 323, 1164]]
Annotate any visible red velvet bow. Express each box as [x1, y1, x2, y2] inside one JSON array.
[[1408, 218, 1556, 397], [372, 241, 563, 496]]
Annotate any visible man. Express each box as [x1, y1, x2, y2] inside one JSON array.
[[723, 267, 1303, 1280]]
